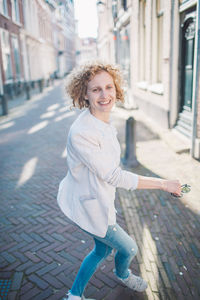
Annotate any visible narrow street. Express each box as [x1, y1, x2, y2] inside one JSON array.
[[0, 83, 200, 300], [0, 82, 142, 300]]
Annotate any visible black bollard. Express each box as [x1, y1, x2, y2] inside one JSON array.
[[25, 82, 30, 100], [122, 117, 139, 168], [38, 79, 44, 93], [1, 94, 8, 115]]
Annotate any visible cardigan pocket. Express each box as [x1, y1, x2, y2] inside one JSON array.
[[79, 197, 105, 227], [79, 195, 96, 202]]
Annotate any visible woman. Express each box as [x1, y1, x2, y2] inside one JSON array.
[[57, 62, 181, 300]]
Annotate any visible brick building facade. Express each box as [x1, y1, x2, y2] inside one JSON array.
[[0, 0, 75, 114], [0, 0, 24, 98], [97, 0, 200, 160]]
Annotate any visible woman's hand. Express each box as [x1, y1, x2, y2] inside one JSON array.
[[137, 175, 181, 197], [161, 180, 182, 196], [137, 176, 182, 196]]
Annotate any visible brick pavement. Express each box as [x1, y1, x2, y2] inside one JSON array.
[[113, 107, 200, 300], [0, 82, 200, 300]]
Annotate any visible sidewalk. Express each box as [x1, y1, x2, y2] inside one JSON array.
[[0, 83, 199, 300], [113, 106, 200, 299]]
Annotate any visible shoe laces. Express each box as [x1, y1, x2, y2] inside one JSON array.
[[123, 270, 147, 291]]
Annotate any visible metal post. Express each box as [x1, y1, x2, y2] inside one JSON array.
[[122, 117, 139, 167], [1, 94, 8, 115], [25, 82, 30, 100]]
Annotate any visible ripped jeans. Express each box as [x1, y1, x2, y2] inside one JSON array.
[[69, 223, 138, 297]]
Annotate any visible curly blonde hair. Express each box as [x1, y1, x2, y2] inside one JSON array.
[[65, 61, 125, 109]]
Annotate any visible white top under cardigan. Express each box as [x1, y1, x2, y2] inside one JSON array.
[[57, 108, 138, 237]]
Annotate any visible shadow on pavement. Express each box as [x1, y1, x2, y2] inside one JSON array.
[[0, 87, 199, 300]]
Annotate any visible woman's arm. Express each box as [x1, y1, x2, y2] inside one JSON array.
[[69, 130, 181, 195], [137, 176, 181, 196]]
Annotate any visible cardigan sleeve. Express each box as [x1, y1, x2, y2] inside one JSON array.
[[69, 130, 138, 191]]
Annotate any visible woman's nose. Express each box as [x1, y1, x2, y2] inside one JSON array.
[[100, 89, 107, 98]]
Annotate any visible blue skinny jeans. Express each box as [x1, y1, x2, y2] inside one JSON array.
[[69, 223, 138, 297]]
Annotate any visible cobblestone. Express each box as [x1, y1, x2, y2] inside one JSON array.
[[0, 83, 199, 299]]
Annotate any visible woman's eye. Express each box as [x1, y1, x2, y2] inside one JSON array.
[[107, 86, 113, 89], [92, 89, 98, 92]]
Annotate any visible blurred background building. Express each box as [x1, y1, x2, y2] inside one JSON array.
[[97, 0, 200, 160], [75, 37, 97, 66], [0, 0, 200, 161], [0, 0, 75, 110]]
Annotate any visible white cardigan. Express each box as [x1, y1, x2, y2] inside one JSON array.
[[57, 108, 138, 237]]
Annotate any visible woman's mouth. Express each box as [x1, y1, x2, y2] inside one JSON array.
[[98, 100, 111, 106]]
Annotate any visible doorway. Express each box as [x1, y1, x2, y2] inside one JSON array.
[[176, 8, 196, 138]]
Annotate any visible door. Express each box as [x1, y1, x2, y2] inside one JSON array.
[[176, 9, 196, 138], [180, 12, 196, 112]]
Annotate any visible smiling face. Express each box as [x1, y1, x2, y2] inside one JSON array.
[[85, 71, 116, 122]]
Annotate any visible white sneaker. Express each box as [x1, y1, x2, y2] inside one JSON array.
[[63, 292, 95, 300], [118, 269, 148, 292]]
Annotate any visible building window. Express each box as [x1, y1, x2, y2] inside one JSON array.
[[1, 29, 13, 81], [156, 0, 163, 82], [0, 0, 8, 16], [121, 0, 127, 11], [118, 25, 130, 86], [139, 0, 146, 81], [11, 0, 20, 23], [11, 35, 21, 79]]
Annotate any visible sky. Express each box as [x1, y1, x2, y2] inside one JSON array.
[[74, 0, 98, 38]]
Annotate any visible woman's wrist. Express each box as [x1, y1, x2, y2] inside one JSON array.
[[160, 179, 167, 191], [137, 176, 167, 190]]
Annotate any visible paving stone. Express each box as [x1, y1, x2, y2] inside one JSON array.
[[159, 268, 171, 289], [9, 233, 23, 242], [25, 261, 46, 275], [16, 260, 33, 272], [1, 252, 16, 264], [36, 262, 58, 276], [11, 272, 23, 290], [20, 286, 40, 300], [35, 250, 53, 263], [28, 273, 49, 289], [33, 288, 54, 300], [7, 291, 18, 300], [95, 272, 117, 288], [146, 271, 158, 292], [1, 83, 200, 300], [19, 282, 34, 296], [176, 275, 192, 297], [0, 272, 12, 278], [43, 273, 63, 289], [13, 251, 28, 263], [29, 232, 44, 243], [0, 242, 17, 252], [5, 260, 21, 271], [159, 196, 166, 207], [20, 232, 34, 243], [189, 243, 200, 258], [90, 276, 104, 289], [24, 251, 41, 263]]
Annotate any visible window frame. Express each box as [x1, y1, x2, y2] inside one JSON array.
[[11, 34, 21, 80], [1, 29, 13, 82], [11, 0, 20, 23]]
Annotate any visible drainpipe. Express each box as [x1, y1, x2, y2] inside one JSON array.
[[191, 0, 200, 158], [169, 0, 175, 129], [112, 0, 118, 63]]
